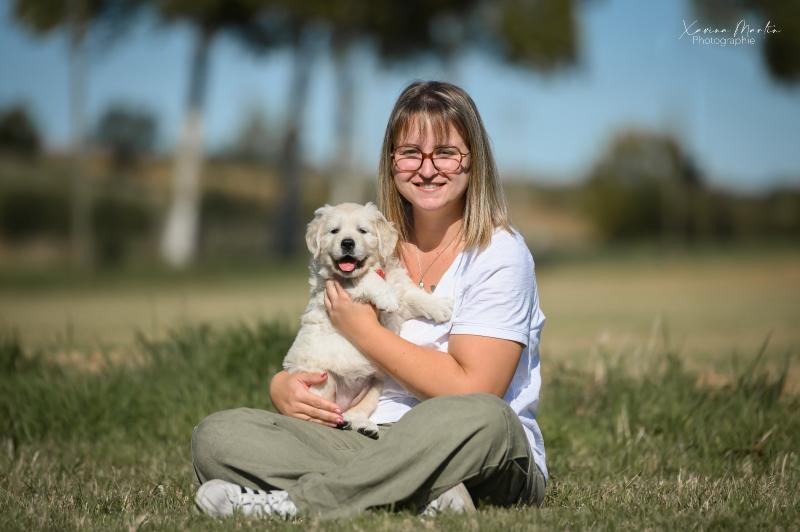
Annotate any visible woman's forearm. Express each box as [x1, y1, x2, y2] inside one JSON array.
[[269, 370, 289, 414], [349, 322, 480, 400]]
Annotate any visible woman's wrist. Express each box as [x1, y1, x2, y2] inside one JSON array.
[[269, 370, 288, 413], [348, 320, 390, 360]]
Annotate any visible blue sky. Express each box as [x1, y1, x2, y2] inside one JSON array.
[[1, 0, 798, 191]]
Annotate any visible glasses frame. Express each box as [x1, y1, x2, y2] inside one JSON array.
[[391, 144, 470, 174]]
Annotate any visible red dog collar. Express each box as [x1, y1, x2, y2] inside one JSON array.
[[376, 268, 386, 279]]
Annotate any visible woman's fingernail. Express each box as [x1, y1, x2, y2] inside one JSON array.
[[321, 372, 327, 378], [335, 408, 342, 414]]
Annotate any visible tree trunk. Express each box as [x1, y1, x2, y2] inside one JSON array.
[[274, 29, 315, 257], [160, 26, 213, 268], [68, 0, 92, 270], [328, 35, 363, 205]]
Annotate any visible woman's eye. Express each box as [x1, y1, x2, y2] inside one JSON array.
[[330, 228, 340, 234], [358, 228, 368, 234]]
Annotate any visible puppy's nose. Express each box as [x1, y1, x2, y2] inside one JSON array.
[[341, 238, 355, 252]]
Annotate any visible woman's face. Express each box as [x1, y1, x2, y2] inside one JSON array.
[[392, 118, 470, 216]]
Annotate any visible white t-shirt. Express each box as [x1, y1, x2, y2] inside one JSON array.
[[371, 226, 548, 480]]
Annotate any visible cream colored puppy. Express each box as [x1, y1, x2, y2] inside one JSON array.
[[283, 202, 452, 438]]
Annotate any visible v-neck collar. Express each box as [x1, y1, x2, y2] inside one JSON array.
[[431, 250, 464, 296]]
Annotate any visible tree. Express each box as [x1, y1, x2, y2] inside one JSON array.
[[156, 0, 291, 267], [95, 104, 157, 171], [485, 0, 582, 73], [12, 0, 140, 269], [583, 130, 704, 242], [0, 104, 41, 157]]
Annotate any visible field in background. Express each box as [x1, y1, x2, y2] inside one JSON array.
[[1, 246, 797, 376]]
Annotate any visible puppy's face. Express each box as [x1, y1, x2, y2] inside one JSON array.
[[305, 202, 398, 280]]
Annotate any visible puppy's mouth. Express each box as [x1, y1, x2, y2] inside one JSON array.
[[334, 255, 367, 275]]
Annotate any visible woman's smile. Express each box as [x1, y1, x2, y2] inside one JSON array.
[[413, 179, 448, 191]]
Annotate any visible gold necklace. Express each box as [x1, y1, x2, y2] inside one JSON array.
[[412, 230, 461, 290]]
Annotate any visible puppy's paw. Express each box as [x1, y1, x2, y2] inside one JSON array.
[[424, 296, 453, 323], [357, 424, 380, 439], [343, 414, 380, 440], [372, 292, 400, 313]]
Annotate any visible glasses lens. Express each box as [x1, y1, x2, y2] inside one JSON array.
[[394, 147, 422, 171], [433, 147, 462, 172]]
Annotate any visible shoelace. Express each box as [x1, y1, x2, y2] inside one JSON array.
[[232, 486, 295, 517]]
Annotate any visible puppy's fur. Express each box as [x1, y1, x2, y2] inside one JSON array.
[[283, 202, 452, 438]]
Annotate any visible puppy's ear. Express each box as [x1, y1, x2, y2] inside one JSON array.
[[305, 205, 331, 258], [372, 207, 399, 263]]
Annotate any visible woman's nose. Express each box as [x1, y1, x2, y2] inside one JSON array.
[[418, 156, 438, 178]]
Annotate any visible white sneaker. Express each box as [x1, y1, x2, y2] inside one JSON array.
[[423, 482, 476, 516], [195, 479, 298, 519]]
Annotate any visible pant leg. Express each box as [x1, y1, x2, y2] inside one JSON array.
[[191, 407, 377, 490], [285, 393, 545, 519]]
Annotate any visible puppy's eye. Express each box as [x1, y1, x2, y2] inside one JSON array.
[[358, 228, 368, 234], [330, 228, 340, 234]]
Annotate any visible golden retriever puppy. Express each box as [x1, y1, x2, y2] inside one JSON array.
[[282, 202, 452, 438]]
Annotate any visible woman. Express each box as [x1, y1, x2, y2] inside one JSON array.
[[192, 81, 547, 519]]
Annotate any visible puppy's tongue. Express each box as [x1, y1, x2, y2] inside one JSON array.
[[337, 257, 357, 272]]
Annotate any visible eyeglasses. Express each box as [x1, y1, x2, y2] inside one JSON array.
[[392, 145, 469, 173]]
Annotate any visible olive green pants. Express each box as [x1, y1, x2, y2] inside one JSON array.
[[192, 393, 545, 519]]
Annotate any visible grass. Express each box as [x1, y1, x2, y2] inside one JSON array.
[[0, 247, 797, 528], [1, 321, 798, 530]]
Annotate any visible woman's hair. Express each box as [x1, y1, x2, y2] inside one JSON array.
[[377, 80, 512, 251]]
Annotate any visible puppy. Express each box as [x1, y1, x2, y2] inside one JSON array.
[[282, 202, 452, 438]]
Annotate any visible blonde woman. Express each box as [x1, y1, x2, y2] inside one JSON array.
[[192, 81, 547, 519]]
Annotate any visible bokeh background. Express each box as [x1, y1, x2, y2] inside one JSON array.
[[0, 0, 798, 377]]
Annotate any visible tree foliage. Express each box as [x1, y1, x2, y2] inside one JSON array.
[[692, 0, 800, 85], [95, 105, 157, 170], [583, 130, 703, 241], [488, 0, 581, 72], [0, 105, 41, 157]]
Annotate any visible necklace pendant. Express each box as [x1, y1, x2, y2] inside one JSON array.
[[418, 281, 424, 289]]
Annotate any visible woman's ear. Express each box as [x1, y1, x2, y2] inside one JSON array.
[[305, 205, 331, 258]]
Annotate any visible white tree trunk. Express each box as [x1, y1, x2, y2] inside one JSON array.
[[160, 110, 203, 267], [160, 27, 212, 268]]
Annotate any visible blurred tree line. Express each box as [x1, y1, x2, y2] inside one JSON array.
[[1, 0, 798, 269], [2, 105, 797, 268], [582, 130, 799, 243]]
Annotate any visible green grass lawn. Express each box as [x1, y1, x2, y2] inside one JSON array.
[[0, 247, 798, 529], [1, 321, 797, 530]]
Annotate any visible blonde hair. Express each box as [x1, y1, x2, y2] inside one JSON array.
[[377, 81, 512, 251]]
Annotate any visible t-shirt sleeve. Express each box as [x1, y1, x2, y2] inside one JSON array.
[[450, 236, 538, 346]]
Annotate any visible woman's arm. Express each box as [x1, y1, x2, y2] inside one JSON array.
[[324, 281, 522, 399]]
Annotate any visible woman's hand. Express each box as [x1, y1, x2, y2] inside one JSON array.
[[324, 280, 380, 340], [269, 370, 343, 427]]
